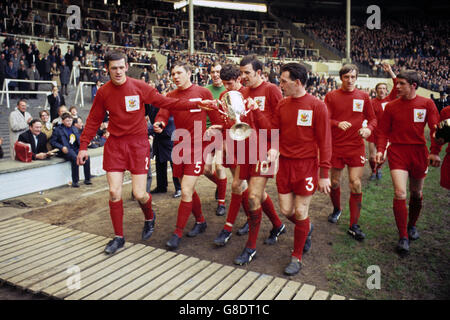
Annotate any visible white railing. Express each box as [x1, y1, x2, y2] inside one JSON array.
[[1, 79, 57, 109]]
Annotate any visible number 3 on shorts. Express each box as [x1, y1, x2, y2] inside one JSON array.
[[194, 161, 202, 174], [305, 177, 314, 192]]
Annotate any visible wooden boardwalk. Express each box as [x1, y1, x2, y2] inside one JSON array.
[[0, 217, 347, 300]]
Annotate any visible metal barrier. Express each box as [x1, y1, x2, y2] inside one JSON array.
[[0, 79, 57, 109]]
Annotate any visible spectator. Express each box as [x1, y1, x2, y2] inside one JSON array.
[[140, 67, 150, 82], [50, 62, 61, 88], [51, 105, 69, 128], [17, 62, 29, 98], [51, 113, 92, 188], [9, 99, 32, 158], [5, 60, 17, 93], [48, 85, 66, 121], [18, 119, 50, 160], [59, 60, 70, 96], [39, 109, 53, 152], [72, 56, 81, 85], [91, 80, 102, 101], [69, 105, 79, 119], [26, 63, 40, 99]]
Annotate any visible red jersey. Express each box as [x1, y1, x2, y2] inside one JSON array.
[[438, 106, 450, 154], [376, 95, 441, 155], [243, 81, 282, 123], [325, 88, 376, 156], [272, 94, 332, 178], [80, 77, 198, 150], [369, 78, 398, 143]]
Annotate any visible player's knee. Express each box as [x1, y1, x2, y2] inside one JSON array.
[[294, 206, 308, 220], [349, 178, 361, 193], [279, 206, 292, 217], [248, 192, 261, 210], [394, 189, 407, 200], [133, 189, 147, 202], [231, 180, 241, 194], [331, 180, 340, 189], [410, 190, 422, 200]]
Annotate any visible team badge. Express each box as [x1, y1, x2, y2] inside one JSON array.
[[125, 95, 140, 112], [414, 109, 426, 122], [353, 99, 364, 112], [297, 110, 313, 126], [254, 96, 266, 111]]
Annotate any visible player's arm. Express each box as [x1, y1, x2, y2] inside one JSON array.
[[324, 94, 342, 129], [315, 102, 332, 193], [360, 96, 376, 138], [375, 105, 392, 163], [427, 99, 442, 167]]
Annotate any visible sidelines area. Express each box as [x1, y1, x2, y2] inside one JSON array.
[[0, 217, 348, 300]]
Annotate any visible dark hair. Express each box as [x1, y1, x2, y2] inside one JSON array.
[[61, 112, 73, 120], [171, 61, 191, 73], [375, 83, 388, 90], [17, 98, 27, 106], [397, 70, 420, 89], [29, 119, 41, 127], [240, 54, 263, 72], [220, 64, 240, 81], [104, 50, 127, 67], [280, 62, 308, 86], [339, 64, 359, 78]]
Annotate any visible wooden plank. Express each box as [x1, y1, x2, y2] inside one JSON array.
[[28, 238, 119, 294], [143, 260, 211, 300], [292, 283, 316, 300], [0, 229, 82, 269], [220, 271, 260, 300], [0, 221, 54, 242], [103, 253, 187, 300], [3, 234, 100, 282], [0, 217, 24, 228], [182, 265, 235, 300], [200, 268, 247, 300], [256, 277, 288, 300], [83, 248, 170, 300], [330, 294, 346, 300], [16, 237, 110, 290], [275, 280, 302, 300], [311, 290, 329, 300], [0, 217, 35, 230], [41, 242, 135, 297], [162, 262, 223, 300], [0, 225, 61, 250], [0, 226, 72, 259], [238, 274, 274, 300], [1, 232, 97, 279], [53, 244, 147, 299], [65, 246, 156, 300], [123, 256, 199, 300]]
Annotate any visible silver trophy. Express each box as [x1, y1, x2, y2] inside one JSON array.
[[218, 90, 252, 141]]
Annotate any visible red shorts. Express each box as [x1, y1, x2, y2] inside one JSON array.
[[276, 157, 318, 196], [331, 144, 366, 169], [103, 135, 150, 175], [239, 160, 276, 180], [172, 161, 205, 178], [440, 153, 450, 189], [387, 144, 429, 179]]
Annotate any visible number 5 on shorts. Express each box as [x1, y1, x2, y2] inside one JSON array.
[[305, 177, 314, 192], [194, 161, 202, 174]]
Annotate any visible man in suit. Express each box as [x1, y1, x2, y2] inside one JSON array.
[[435, 92, 448, 113], [51, 113, 92, 187], [48, 86, 66, 121], [18, 119, 49, 160], [26, 63, 40, 99]]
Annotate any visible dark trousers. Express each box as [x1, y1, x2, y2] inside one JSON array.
[[155, 158, 180, 191], [65, 149, 91, 183]]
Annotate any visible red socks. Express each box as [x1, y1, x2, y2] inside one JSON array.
[[292, 217, 310, 261], [393, 199, 408, 239], [109, 200, 124, 237], [175, 200, 193, 237], [369, 159, 377, 173], [246, 207, 262, 249], [138, 194, 154, 221], [262, 195, 282, 229], [349, 193, 362, 226], [330, 187, 341, 211], [224, 193, 242, 232], [192, 191, 205, 223], [217, 176, 227, 206], [241, 188, 251, 217], [408, 195, 423, 228]]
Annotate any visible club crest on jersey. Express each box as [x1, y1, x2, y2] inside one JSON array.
[[125, 95, 140, 112], [297, 110, 313, 126], [254, 96, 266, 111], [414, 109, 426, 122], [353, 99, 364, 112]]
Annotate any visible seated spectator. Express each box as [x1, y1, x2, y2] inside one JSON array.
[[48, 85, 66, 121], [18, 119, 53, 160], [69, 105, 79, 119], [39, 109, 53, 152], [52, 105, 69, 128], [51, 113, 92, 188], [73, 116, 84, 132]]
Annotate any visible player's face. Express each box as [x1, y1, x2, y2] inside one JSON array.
[[108, 59, 128, 86], [222, 78, 241, 91], [171, 66, 191, 90], [279, 71, 297, 97], [376, 84, 388, 99], [30, 121, 42, 136], [210, 65, 222, 87], [340, 70, 357, 91], [396, 78, 414, 98], [240, 64, 261, 88]]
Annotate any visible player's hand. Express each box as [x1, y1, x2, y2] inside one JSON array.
[[198, 99, 218, 111], [338, 121, 352, 131], [359, 127, 371, 139], [429, 154, 441, 167], [153, 121, 164, 133], [318, 178, 331, 194], [77, 149, 89, 165], [375, 151, 384, 164], [245, 98, 259, 111], [205, 125, 222, 139], [267, 148, 279, 163]]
